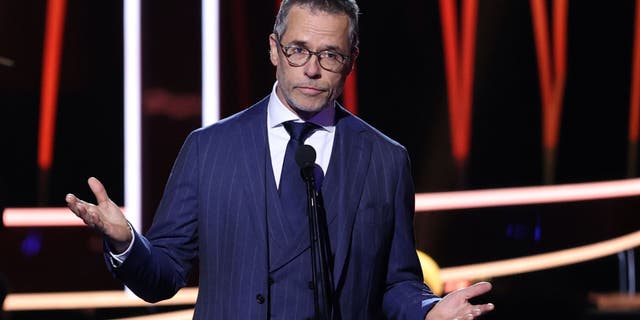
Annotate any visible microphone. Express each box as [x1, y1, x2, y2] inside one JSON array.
[[295, 144, 316, 181], [296, 143, 333, 319]]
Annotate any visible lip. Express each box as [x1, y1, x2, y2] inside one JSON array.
[[297, 86, 324, 95]]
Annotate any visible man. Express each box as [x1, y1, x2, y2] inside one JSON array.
[[66, 0, 495, 319]]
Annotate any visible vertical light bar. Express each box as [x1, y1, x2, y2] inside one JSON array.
[[124, 0, 141, 234], [202, 0, 220, 126], [342, 70, 358, 114], [37, 0, 66, 204], [438, 0, 478, 174], [38, 0, 66, 172]]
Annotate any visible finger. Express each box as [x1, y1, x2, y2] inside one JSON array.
[[79, 202, 103, 230], [73, 202, 94, 225], [66, 193, 108, 232], [467, 303, 495, 318], [65, 193, 77, 208], [87, 177, 110, 204], [477, 303, 494, 312], [66, 194, 94, 221], [76, 201, 91, 219], [65, 193, 85, 216], [461, 281, 492, 299]]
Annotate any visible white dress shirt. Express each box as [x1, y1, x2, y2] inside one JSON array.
[[266, 81, 336, 188]]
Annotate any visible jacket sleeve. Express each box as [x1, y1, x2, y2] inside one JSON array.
[[105, 131, 201, 303], [382, 148, 442, 319]]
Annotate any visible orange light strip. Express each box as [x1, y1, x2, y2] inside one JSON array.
[[4, 287, 197, 311], [530, 0, 568, 151], [439, 229, 640, 282], [415, 178, 640, 212], [439, 0, 478, 166], [116, 308, 195, 320], [37, 0, 67, 171], [2, 207, 126, 227], [4, 179, 640, 227], [6, 228, 640, 310]]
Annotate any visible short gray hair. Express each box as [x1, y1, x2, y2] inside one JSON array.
[[273, 0, 360, 52]]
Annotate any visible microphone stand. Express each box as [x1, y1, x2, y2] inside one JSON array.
[[300, 156, 333, 320]]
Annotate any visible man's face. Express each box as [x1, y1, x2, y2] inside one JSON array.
[[269, 5, 354, 119]]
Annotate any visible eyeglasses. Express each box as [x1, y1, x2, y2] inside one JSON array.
[[277, 41, 350, 73]]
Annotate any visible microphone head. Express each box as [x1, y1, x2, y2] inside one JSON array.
[[295, 144, 316, 169]]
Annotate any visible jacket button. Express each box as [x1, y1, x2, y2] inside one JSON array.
[[308, 281, 315, 290], [268, 277, 274, 285], [256, 294, 265, 304]]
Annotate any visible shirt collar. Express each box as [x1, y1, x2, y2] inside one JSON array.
[[267, 81, 336, 132]]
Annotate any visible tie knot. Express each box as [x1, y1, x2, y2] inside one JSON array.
[[283, 121, 317, 144]]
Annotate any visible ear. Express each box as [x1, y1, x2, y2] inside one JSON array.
[[346, 47, 359, 74], [268, 33, 279, 66]]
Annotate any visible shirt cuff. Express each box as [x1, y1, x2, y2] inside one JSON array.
[[107, 222, 135, 267]]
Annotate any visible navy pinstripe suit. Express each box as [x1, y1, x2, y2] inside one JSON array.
[[108, 96, 440, 319]]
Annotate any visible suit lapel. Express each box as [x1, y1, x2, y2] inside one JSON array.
[[237, 98, 270, 248], [321, 107, 372, 291]]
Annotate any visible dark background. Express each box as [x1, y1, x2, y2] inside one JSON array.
[[1, 1, 640, 319]]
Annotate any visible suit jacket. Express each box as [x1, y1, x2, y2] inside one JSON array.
[[110, 96, 440, 319]]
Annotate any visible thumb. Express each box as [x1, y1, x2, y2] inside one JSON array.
[[87, 177, 110, 204]]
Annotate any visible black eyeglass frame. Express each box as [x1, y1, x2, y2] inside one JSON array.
[[275, 38, 351, 73]]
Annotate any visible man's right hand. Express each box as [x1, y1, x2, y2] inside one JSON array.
[[65, 177, 133, 253]]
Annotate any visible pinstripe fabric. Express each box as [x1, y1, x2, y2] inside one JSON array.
[[108, 96, 441, 319]]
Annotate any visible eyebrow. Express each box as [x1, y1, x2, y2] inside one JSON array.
[[285, 40, 343, 53]]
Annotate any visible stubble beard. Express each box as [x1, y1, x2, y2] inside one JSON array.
[[279, 85, 334, 119]]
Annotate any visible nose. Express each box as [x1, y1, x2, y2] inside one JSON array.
[[303, 54, 322, 78]]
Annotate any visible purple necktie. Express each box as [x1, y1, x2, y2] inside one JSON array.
[[279, 121, 318, 223]]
